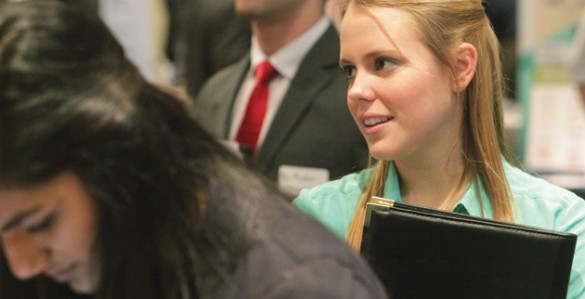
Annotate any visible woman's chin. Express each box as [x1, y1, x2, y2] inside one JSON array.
[[368, 143, 397, 161]]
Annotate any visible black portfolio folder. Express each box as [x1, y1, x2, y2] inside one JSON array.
[[361, 196, 578, 299]]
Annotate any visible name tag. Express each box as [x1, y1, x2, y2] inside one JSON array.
[[278, 165, 330, 196]]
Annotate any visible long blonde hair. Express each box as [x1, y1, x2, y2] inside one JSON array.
[[344, 0, 514, 251]]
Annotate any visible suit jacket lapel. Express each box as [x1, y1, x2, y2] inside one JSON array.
[[256, 25, 341, 167], [212, 56, 250, 138]]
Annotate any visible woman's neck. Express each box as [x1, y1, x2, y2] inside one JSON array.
[[396, 154, 469, 211]]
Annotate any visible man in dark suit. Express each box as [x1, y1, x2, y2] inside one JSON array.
[[195, 0, 369, 195]]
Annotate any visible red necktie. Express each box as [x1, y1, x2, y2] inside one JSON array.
[[236, 61, 278, 155]]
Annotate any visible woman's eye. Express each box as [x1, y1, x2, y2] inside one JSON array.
[[341, 65, 356, 79], [374, 57, 396, 71], [27, 213, 57, 233]]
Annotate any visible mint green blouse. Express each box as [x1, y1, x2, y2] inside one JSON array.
[[294, 161, 585, 299]]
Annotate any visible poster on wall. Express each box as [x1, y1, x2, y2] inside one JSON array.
[[519, 0, 585, 190]]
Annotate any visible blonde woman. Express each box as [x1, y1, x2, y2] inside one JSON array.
[[294, 1, 585, 298]]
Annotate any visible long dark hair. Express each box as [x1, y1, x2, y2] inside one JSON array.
[[0, 1, 280, 298]]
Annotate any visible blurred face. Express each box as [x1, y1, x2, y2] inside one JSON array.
[[339, 4, 460, 162], [0, 172, 99, 294], [235, 0, 307, 21]]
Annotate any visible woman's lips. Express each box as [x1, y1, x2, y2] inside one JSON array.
[[363, 116, 392, 127], [361, 116, 393, 134]]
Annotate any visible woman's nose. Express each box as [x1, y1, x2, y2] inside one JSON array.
[[2, 230, 49, 280], [347, 72, 376, 103]]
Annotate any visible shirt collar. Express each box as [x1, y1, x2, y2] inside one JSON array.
[[249, 16, 331, 79], [453, 179, 493, 217], [383, 161, 402, 202]]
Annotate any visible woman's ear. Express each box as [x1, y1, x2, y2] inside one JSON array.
[[452, 42, 477, 92]]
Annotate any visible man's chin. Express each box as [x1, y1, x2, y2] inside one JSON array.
[[69, 278, 98, 295]]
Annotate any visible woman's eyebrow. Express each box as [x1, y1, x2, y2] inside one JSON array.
[[1, 206, 41, 233]]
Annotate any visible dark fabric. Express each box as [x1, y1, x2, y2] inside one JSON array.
[[210, 185, 389, 299], [165, 0, 190, 62], [183, 0, 251, 97]]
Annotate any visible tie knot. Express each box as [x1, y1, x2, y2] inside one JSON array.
[[255, 61, 278, 84]]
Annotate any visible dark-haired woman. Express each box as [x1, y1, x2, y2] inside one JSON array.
[[0, 1, 388, 298]]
